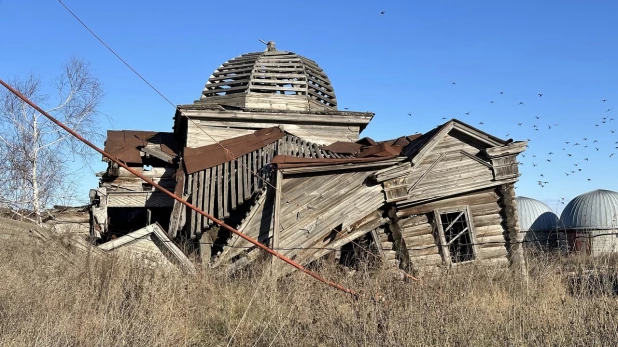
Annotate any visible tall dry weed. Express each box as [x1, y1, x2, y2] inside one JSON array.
[[1, 235, 618, 346]]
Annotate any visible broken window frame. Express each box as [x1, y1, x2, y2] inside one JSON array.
[[433, 206, 478, 265]]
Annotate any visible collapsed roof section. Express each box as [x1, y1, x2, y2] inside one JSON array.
[[103, 130, 181, 165]]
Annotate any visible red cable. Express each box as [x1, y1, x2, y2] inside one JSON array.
[[0, 78, 359, 299]]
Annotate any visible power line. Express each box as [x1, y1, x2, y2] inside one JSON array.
[[55, 0, 382, 268]]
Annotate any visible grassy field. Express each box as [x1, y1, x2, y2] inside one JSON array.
[[2, 227, 618, 346]]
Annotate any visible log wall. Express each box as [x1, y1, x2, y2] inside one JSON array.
[[380, 187, 510, 273]]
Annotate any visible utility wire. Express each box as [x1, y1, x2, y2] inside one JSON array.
[[55, 0, 386, 276]]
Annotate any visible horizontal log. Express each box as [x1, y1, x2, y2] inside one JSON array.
[[410, 253, 444, 266], [472, 213, 502, 228], [399, 214, 430, 228], [473, 225, 505, 238], [469, 201, 502, 217], [408, 246, 439, 257], [398, 188, 498, 217]]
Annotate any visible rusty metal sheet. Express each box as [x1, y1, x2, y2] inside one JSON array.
[[104, 130, 180, 165], [183, 127, 284, 174], [271, 155, 399, 169], [356, 143, 402, 158], [320, 141, 363, 155]]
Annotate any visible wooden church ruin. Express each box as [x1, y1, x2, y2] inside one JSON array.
[[89, 42, 528, 275]]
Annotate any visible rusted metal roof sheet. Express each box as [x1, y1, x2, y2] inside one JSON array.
[[271, 155, 400, 169], [320, 141, 364, 155], [322, 134, 422, 156], [183, 127, 285, 174], [104, 130, 180, 165]]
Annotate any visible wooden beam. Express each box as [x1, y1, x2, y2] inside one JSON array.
[[459, 150, 493, 168], [272, 170, 283, 254], [407, 152, 446, 194]]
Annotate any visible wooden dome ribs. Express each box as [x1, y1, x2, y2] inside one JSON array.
[[200, 49, 338, 110]]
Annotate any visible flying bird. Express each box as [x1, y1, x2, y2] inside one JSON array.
[[602, 99, 608, 102], [536, 116, 541, 119], [407, 113, 412, 116], [538, 93, 543, 97], [519, 102, 524, 105], [465, 112, 470, 115], [490, 101, 495, 104], [518, 122, 523, 126], [452, 82, 456, 85], [380, 11, 385, 15], [500, 92, 504, 95]]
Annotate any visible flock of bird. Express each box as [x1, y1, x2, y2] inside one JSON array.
[[405, 82, 615, 194], [378, 9, 615, 208]]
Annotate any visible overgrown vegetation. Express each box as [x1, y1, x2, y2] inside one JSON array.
[[2, 233, 618, 346]]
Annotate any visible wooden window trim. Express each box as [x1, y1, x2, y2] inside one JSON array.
[[434, 206, 478, 266]]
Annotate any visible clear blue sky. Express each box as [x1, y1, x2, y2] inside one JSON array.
[[1, 0, 617, 213]]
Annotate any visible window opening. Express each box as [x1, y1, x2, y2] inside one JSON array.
[[436, 209, 476, 263]]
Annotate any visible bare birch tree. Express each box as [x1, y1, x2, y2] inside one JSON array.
[[0, 56, 106, 224]]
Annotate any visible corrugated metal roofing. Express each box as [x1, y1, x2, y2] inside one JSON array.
[[560, 189, 618, 230], [516, 197, 559, 231]]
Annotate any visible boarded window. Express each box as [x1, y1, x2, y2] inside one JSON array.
[[434, 207, 476, 264]]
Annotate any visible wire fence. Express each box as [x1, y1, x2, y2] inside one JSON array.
[[95, 227, 618, 253]]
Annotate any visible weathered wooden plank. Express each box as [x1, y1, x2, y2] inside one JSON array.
[[207, 167, 215, 224], [398, 188, 498, 217], [272, 170, 283, 252], [252, 149, 258, 191], [189, 174, 197, 238], [407, 152, 446, 195], [230, 159, 237, 211], [404, 233, 436, 247], [217, 165, 224, 219], [476, 234, 507, 247], [196, 170, 204, 234], [243, 154, 251, 200], [469, 201, 502, 217], [203, 168, 212, 226], [399, 214, 430, 228], [472, 214, 502, 228], [223, 161, 230, 218], [410, 253, 443, 267], [478, 246, 509, 259], [401, 223, 433, 238]]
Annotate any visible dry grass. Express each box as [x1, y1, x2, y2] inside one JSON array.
[[2, 235, 618, 346]]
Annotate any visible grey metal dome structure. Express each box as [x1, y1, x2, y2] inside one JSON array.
[[560, 189, 618, 255], [200, 41, 337, 110], [516, 196, 562, 250], [516, 196, 559, 232], [560, 189, 618, 230]]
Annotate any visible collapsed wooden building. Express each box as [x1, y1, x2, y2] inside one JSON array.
[[89, 42, 528, 275]]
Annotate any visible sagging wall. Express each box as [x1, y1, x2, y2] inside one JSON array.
[[380, 187, 512, 273], [212, 169, 386, 271]]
